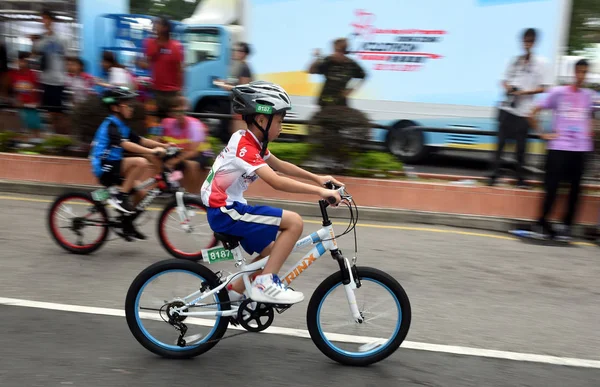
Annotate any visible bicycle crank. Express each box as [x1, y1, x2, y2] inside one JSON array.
[[237, 299, 274, 333]]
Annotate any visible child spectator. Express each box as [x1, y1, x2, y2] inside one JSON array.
[[65, 57, 95, 106], [9, 51, 42, 140], [96, 51, 136, 91]]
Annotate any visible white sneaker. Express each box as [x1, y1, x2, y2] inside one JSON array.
[[107, 193, 135, 214], [250, 274, 304, 305]]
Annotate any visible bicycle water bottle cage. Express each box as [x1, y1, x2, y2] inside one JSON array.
[[214, 233, 244, 250]]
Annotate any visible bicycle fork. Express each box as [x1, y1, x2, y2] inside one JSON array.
[[175, 191, 192, 231], [331, 249, 363, 323]]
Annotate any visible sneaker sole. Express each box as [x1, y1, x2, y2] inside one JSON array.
[[250, 293, 305, 305], [107, 199, 134, 214]]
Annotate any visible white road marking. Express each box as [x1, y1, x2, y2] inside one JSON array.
[[1, 296, 599, 369]]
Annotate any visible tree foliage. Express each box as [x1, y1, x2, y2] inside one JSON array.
[[308, 105, 372, 171], [130, 0, 201, 22], [567, 0, 600, 54]]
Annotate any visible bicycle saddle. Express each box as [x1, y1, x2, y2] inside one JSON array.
[[214, 232, 244, 250]]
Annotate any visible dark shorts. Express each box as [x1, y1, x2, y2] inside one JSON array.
[[98, 160, 124, 187], [41, 84, 65, 113], [174, 154, 214, 171]]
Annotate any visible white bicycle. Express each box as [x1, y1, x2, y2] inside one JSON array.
[[124, 183, 411, 366]]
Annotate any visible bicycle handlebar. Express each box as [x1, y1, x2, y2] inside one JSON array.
[[323, 181, 352, 205], [155, 146, 182, 161]]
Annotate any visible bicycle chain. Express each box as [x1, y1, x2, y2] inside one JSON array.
[[174, 300, 284, 346]]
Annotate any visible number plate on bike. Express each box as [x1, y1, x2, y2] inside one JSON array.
[[201, 246, 234, 264], [91, 188, 110, 202]]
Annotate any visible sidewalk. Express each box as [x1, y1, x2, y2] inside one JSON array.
[[1, 152, 600, 236]]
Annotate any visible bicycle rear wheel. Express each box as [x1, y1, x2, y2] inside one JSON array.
[[125, 259, 230, 359], [306, 266, 411, 366], [47, 192, 109, 255]]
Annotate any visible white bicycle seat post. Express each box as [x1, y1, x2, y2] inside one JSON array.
[[232, 246, 245, 265]]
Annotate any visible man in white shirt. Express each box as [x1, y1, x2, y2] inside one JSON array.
[[488, 28, 551, 189]]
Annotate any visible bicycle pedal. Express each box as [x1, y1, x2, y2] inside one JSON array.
[[273, 304, 292, 314], [228, 316, 240, 327]]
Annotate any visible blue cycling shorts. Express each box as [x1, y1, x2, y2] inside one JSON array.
[[207, 201, 283, 255]]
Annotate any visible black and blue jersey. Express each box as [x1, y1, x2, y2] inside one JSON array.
[[90, 115, 141, 177]]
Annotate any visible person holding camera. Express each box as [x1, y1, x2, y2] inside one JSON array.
[[488, 28, 550, 189], [308, 38, 366, 108]]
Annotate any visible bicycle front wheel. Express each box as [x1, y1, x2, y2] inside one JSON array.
[[306, 266, 411, 366], [157, 195, 217, 261]]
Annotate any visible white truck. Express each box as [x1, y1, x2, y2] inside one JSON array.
[[182, 0, 575, 162]]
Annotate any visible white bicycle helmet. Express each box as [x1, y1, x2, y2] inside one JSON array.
[[232, 81, 292, 156]]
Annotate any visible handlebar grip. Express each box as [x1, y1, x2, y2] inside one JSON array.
[[324, 181, 342, 190], [327, 196, 337, 205]]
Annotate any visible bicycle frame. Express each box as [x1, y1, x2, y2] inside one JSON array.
[[94, 173, 184, 222], [171, 200, 362, 322], [94, 147, 186, 217]]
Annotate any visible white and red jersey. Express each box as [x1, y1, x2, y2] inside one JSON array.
[[201, 130, 271, 208]]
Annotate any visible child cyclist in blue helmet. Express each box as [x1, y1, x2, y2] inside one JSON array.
[[90, 86, 172, 240], [200, 81, 343, 305]]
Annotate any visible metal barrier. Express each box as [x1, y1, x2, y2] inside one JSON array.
[[184, 111, 547, 139], [1, 102, 545, 148], [402, 125, 543, 139], [4, 102, 600, 181], [0, 101, 547, 140]]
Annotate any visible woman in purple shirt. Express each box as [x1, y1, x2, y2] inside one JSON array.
[[529, 59, 598, 241]]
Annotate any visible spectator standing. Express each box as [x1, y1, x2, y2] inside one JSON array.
[[0, 39, 8, 102], [65, 57, 95, 106], [97, 51, 136, 91], [529, 59, 598, 241], [308, 38, 366, 108], [215, 42, 253, 91], [144, 16, 184, 119], [214, 42, 254, 139], [488, 28, 550, 189], [32, 9, 68, 135], [9, 51, 42, 140]]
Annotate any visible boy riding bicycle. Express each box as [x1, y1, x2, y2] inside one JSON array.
[[200, 81, 342, 305], [90, 86, 171, 240]]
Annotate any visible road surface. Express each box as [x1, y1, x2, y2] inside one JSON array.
[[0, 193, 598, 386]]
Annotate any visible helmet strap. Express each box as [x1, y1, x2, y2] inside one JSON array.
[[252, 114, 274, 158]]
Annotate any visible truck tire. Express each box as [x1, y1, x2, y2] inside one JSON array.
[[386, 121, 431, 164]]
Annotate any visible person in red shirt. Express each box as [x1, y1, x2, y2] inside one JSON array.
[[10, 51, 42, 140], [144, 16, 184, 119]]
